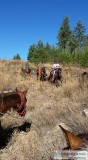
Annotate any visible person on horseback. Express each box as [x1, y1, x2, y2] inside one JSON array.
[[25, 61, 30, 70], [41, 62, 45, 68], [40, 62, 46, 74], [40, 62, 46, 81], [52, 61, 60, 78]]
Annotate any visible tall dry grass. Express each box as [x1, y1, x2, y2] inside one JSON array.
[[0, 60, 88, 160]]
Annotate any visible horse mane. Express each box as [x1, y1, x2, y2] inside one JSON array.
[[0, 91, 17, 106], [0, 91, 16, 98]]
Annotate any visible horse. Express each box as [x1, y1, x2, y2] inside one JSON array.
[[40, 66, 47, 81], [48, 68, 62, 87], [36, 67, 40, 80], [21, 67, 31, 75], [0, 88, 28, 117], [59, 125, 88, 160]]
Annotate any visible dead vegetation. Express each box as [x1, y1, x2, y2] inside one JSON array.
[[0, 60, 88, 160]]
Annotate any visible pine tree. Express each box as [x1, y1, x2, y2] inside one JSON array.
[[13, 53, 21, 60], [27, 44, 36, 61], [84, 34, 88, 48], [66, 32, 78, 53], [57, 16, 71, 50], [37, 40, 44, 49], [74, 20, 86, 48]]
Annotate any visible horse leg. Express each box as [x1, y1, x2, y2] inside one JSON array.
[[40, 73, 44, 81], [40, 74, 42, 81], [55, 79, 59, 87], [48, 74, 51, 81], [42, 74, 44, 81]]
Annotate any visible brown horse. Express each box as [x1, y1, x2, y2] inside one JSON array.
[[48, 68, 62, 86], [0, 88, 28, 117], [59, 125, 88, 159], [21, 67, 31, 75], [36, 67, 40, 80], [40, 66, 47, 81]]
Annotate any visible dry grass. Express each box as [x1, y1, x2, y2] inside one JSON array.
[[0, 60, 88, 160]]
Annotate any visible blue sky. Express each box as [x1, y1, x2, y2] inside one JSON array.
[[0, 0, 88, 60]]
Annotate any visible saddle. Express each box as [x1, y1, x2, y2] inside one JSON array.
[[51, 68, 58, 75]]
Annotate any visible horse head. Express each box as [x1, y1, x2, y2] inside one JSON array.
[[21, 67, 31, 74], [0, 88, 28, 117], [15, 88, 28, 116], [59, 125, 88, 150], [27, 67, 31, 74], [59, 125, 88, 159]]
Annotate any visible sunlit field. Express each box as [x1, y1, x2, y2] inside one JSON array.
[[0, 60, 88, 160]]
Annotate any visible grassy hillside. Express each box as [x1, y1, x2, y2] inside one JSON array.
[[0, 60, 88, 160]]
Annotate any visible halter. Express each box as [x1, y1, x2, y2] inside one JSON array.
[[0, 91, 27, 117], [17, 92, 26, 116]]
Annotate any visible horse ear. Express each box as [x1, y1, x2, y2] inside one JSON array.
[[22, 89, 28, 96], [59, 125, 83, 150]]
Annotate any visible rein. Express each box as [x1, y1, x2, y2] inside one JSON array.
[[17, 92, 26, 116]]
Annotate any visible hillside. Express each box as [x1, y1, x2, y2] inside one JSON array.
[[0, 60, 88, 160]]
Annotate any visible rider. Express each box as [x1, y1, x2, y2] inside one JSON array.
[[41, 62, 45, 68], [40, 62, 46, 73], [52, 61, 60, 78], [25, 61, 30, 70]]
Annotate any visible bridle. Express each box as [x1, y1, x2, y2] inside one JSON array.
[[0, 92, 26, 117], [17, 92, 26, 116]]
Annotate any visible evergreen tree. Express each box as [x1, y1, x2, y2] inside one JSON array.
[[13, 53, 21, 60], [37, 40, 44, 49], [27, 41, 49, 63], [27, 44, 36, 61], [66, 32, 78, 53], [84, 34, 88, 48], [57, 16, 71, 50], [45, 42, 51, 51], [74, 20, 86, 48]]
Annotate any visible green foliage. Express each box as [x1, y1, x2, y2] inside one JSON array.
[[81, 47, 88, 67], [84, 34, 88, 48], [57, 16, 71, 50], [27, 16, 88, 67], [37, 40, 44, 49], [27, 44, 36, 62], [13, 53, 21, 60], [27, 40, 50, 64], [66, 33, 78, 53], [71, 47, 88, 67], [74, 20, 86, 48]]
